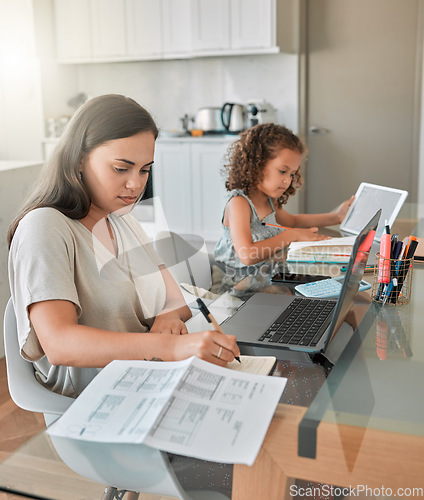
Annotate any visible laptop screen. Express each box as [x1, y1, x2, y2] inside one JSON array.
[[325, 209, 381, 348]]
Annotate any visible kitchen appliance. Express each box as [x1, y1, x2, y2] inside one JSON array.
[[221, 103, 248, 134], [247, 100, 276, 127], [195, 107, 225, 133]]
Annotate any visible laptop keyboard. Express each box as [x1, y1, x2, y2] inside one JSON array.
[[258, 298, 336, 347]]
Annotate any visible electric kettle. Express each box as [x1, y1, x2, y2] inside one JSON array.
[[221, 103, 247, 134]]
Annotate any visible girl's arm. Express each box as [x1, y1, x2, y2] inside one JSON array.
[[149, 266, 192, 335], [225, 196, 328, 266], [28, 300, 239, 368], [276, 196, 355, 228]]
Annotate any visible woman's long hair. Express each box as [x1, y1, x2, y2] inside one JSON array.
[[7, 94, 158, 247]]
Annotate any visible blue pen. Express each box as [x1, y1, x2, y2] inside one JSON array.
[[390, 238, 418, 303], [384, 240, 405, 303], [381, 237, 403, 303]]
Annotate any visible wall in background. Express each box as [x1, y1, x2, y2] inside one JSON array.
[[419, 56, 424, 218], [0, 0, 44, 161], [76, 53, 299, 134], [33, 0, 80, 120]]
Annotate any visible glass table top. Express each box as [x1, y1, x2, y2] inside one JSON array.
[[2, 213, 423, 498], [299, 263, 424, 456], [297, 217, 424, 459]]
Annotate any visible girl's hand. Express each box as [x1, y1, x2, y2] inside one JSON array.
[[335, 195, 355, 223], [150, 316, 188, 335], [172, 331, 240, 367], [286, 227, 330, 242]]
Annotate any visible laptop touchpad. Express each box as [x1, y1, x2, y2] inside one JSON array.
[[223, 293, 294, 336]]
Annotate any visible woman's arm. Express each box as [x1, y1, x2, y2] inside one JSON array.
[[28, 300, 239, 368], [276, 196, 355, 228], [226, 196, 328, 266]]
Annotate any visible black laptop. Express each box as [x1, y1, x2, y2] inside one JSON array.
[[221, 210, 381, 364]]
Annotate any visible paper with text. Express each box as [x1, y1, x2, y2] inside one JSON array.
[[47, 356, 286, 465]]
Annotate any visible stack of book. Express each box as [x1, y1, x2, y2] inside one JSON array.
[[287, 236, 356, 264]]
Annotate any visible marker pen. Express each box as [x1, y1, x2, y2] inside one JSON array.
[[378, 220, 391, 285], [390, 237, 418, 303]]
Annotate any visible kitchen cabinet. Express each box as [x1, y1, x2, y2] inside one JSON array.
[[162, 0, 192, 56], [55, 0, 127, 62], [192, 0, 275, 54], [153, 142, 193, 236], [191, 0, 230, 52], [54, 0, 92, 62], [126, 0, 162, 58], [153, 138, 233, 242], [191, 142, 229, 241], [53, 0, 279, 63], [91, 0, 127, 59], [230, 0, 274, 50]]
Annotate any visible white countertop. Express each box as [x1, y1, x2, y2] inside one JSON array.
[[0, 160, 43, 172], [42, 134, 239, 144], [158, 133, 238, 143]]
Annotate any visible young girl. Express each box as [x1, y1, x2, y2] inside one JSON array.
[[214, 123, 354, 277]]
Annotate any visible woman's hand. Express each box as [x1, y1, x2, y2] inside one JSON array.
[[171, 330, 240, 367], [150, 315, 188, 335], [334, 195, 355, 223]]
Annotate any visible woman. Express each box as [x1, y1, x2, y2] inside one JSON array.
[[8, 94, 239, 399]]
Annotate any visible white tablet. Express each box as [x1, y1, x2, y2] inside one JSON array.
[[340, 183, 408, 241]]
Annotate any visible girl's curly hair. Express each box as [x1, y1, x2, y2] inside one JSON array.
[[223, 123, 306, 207]]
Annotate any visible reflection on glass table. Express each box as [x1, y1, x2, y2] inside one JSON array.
[[4, 217, 421, 500]]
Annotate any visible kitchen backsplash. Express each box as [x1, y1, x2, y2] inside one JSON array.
[[76, 52, 299, 133]]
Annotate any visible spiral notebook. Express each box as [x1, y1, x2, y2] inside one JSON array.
[[227, 355, 276, 375]]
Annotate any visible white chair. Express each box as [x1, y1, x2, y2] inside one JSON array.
[[3, 298, 229, 500], [153, 231, 213, 291]]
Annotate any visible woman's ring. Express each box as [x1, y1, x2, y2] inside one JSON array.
[[217, 346, 223, 359]]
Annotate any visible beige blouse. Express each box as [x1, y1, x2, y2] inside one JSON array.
[[8, 207, 165, 397]]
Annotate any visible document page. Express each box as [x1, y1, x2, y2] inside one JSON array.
[[47, 357, 287, 465]]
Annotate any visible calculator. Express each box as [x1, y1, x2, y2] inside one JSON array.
[[294, 276, 371, 298]]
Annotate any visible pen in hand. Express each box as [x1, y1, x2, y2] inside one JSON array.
[[196, 298, 241, 363]]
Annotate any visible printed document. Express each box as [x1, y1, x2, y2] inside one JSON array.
[[47, 356, 287, 466]]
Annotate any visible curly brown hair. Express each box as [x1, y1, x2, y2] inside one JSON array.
[[223, 123, 306, 207]]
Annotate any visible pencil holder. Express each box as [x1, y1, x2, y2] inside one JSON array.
[[371, 253, 414, 305]]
